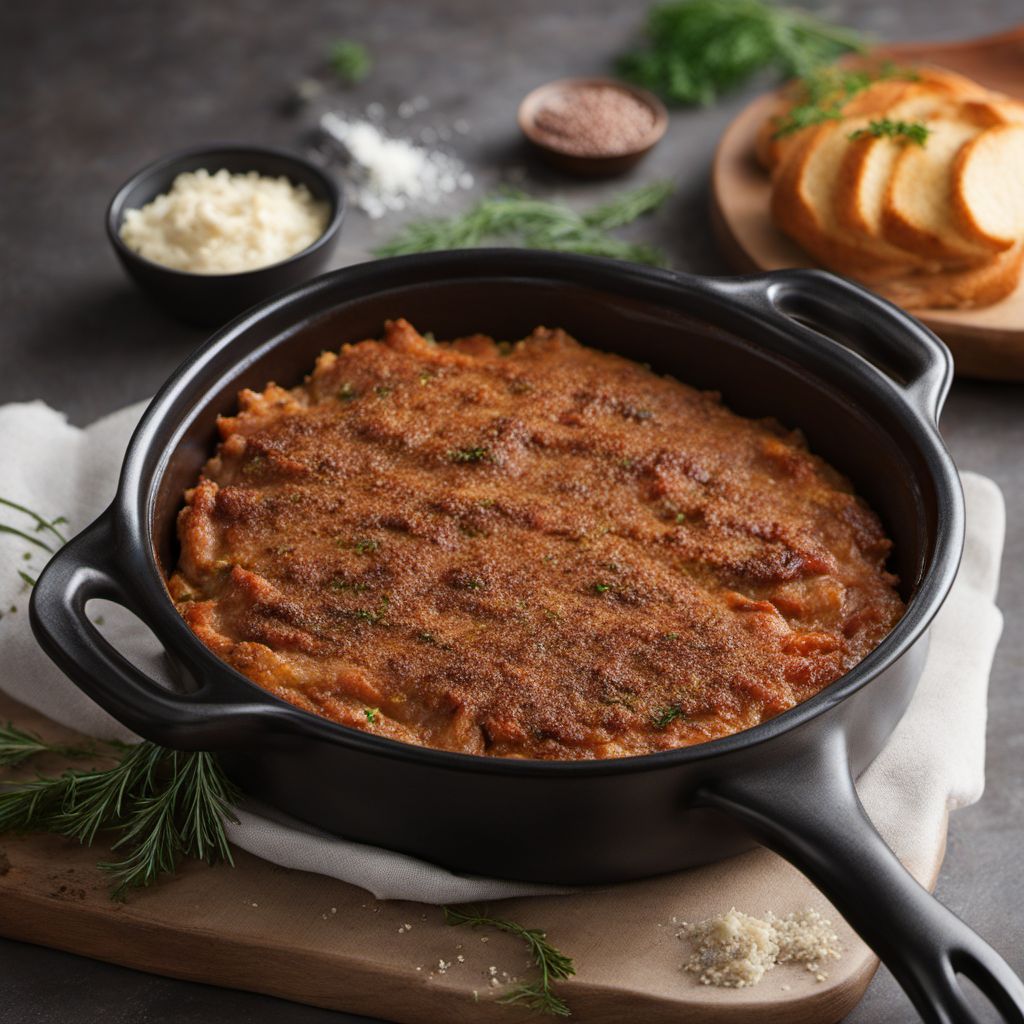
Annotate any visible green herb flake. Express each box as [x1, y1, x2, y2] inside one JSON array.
[[353, 538, 379, 554], [328, 39, 372, 85], [375, 384, 393, 397], [337, 382, 358, 402], [448, 446, 491, 464], [593, 582, 612, 594], [364, 707, 379, 724], [849, 117, 930, 146], [675, 512, 687, 524], [653, 705, 685, 729]]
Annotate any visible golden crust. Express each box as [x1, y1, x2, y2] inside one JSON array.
[[169, 322, 903, 759]]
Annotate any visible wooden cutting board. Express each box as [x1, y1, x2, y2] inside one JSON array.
[[711, 27, 1024, 381], [0, 693, 948, 1023]]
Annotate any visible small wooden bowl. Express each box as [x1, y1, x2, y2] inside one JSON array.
[[518, 76, 668, 177]]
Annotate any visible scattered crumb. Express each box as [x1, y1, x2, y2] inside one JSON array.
[[398, 923, 413, 933], [437, 959, 451, 973], [457, 955, 465, 963], [679, 906, 842, 988]]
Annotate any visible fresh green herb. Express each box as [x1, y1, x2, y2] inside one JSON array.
[[675, 512, 687, 523], [0, 732, 238, 900], [17, 569, 36, 589], [338, 382, 357, 401], [21, 552, 31, 561], [354, 596, 390, 624], [0, 723, 96, 769], [443, 905, 576, 1017], [593, 582, 612, 594], [353, 538, 379, 554], [653, 704, 685, 728], [376, 184, 674, 266], [418, 371, 434, 385], [364, 707, 379, 724], [849, 117, 930, 145], [663, 632, 680, 640], [771, 63, 918, 137], [449, 446, 491, 463], [328, 39, 372, 85], [617, 0, 865, 106]]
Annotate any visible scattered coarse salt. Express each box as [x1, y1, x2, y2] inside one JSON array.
[[456, 955, 465, 963], [679, 906, 842, 989], [319, 112, 473, 219], [437, 959, 451, 973], [119, 168, 329, 274]]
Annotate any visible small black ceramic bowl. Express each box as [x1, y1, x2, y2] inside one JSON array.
[[106, 144, 345, 327]]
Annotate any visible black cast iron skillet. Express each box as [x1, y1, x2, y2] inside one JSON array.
[[30, 251, 1024, 1023]]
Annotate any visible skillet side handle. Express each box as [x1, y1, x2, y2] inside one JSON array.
[[699, 730, 1024, 1024], [29, 511, 293, 750], [723, 269, 954, 426]]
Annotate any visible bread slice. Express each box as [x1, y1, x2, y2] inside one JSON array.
[[881, 118, 1007, 262], [874, 243, 1024, 309], [951, 124, 1024, 250]]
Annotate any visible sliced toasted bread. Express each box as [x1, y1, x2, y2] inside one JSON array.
[[771, 115, 933, 281], [951, 124, 1024, 250], [874, 242, 1024, 310], [881, 117, 1008, 262], [835, 94, 1024, 246]]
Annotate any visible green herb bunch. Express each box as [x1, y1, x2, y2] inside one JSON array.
[[617, 0, 865, 106], [444, 905, 576, 1016], [0, 723, 239, 900], [375, 182, 674, 266]]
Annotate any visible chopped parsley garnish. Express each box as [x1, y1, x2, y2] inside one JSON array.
[[464, 578, 485, 590], [675, 512, 687, 524], [364, 707, 379, 724], [449, 446, 491, 463], [354, 596, 389, 623], [353, 538, 379, 554], [849, 118, 930, 146], [337, 382, 357, 401], [593, 582, 612, 594]]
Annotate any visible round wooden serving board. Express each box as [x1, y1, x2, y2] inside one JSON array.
[[711, 27, 1024, 381]]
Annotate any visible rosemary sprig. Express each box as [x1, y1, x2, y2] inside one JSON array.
[[849, 117, 930, 146], [375, 183, 674, 266], [0, 727, 240, 900], [443, 905, 576, 1017], [617, 0, 866, 106], [0, 722, 97, 768]]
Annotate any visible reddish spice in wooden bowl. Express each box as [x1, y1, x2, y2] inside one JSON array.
[[519, 77, 668, 177]]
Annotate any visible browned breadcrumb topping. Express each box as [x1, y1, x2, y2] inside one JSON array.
[[168, 320, 903, 759]]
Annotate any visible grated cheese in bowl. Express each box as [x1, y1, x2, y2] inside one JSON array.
[[679, 906, 842, 988], [119, 168, 330, 274]]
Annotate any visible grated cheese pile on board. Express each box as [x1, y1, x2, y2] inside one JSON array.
[[319, 112, 473, 218], [119, 169, 329, 274], [680, 906, 842, 988]]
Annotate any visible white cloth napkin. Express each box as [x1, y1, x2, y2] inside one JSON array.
[[0, 399, 1005, 902]]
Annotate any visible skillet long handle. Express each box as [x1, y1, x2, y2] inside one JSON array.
[[699, 729, 1024, 1024]]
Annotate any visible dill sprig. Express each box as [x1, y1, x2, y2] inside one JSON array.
[[771, 62, 918, 138], [443, 905, 576, 1017], [0, 724, 240, 900], [617, 0, 866, 106], [375, 183, 674, 266], [328, 39, 372, 85], [0, 722, 97, 768], [0, 496, 68, 554], [849, 117, 930, 146]]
